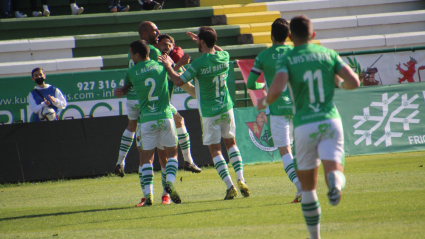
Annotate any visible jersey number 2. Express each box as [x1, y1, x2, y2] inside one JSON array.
[[303, 70, 324, 103], [145, 78, 158, 101]]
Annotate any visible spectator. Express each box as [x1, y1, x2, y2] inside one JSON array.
[[139, 0, 163, 10], [109, 0, 129, 12], [28, 68, 67, 122], [2, 0, 26, 18], [30, 0, 84, 17]]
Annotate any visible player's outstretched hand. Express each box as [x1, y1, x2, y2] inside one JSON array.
[[179, 53, 191, 65], [186, 32, 198, 42], [158, 54, 173, 67], [114, 88, 124, 98], [257, 97, 267, 111]]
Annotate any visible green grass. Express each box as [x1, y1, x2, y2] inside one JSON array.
[[1, 151, 425, 238]]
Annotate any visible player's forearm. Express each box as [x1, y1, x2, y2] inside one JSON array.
[[174, 59, 186, 71], [180, 82, 196, 98], [266, 72, 288, 104], [164, 64, 186, 86], [114, 85, 129, 97], [265, 88, 281, 105], [337, 66, 360, 90], [214, 45, 223, 51], [247, 72, 264, 90]]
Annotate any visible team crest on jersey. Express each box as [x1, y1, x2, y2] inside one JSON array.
[[245, 112, 278, 157], [282, 96, 292, 104]]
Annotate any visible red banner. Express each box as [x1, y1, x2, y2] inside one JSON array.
[[236, 59, 266, 106]]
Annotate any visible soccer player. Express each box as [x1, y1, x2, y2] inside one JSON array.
[[257, 15, 359, 239], [114, 22, 201, 183], [246, 18, 302, 203], [159, 27, 251, 200], [155, 33, 202, 173], [114, 39, 181, 206]]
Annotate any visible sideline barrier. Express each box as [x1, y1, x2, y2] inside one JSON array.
[[0, 63, 236, 124], [233, 82, 425, 165], [0, 111, 218, 183]]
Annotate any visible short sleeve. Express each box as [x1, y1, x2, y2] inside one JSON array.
[[149, 47, 162, 62], [332, 50, 346, 73]]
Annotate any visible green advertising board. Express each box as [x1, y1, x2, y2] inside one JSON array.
[[234, 82, 425, 161], [334, 82, 425, 156], [0, 69, 202, 124]]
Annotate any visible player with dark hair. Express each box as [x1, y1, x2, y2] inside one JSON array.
[[247, 18, 302, 203], [257, 15, 359, 239], [159, 27, 251, 200], [114, 39, 181, 206], [154, 33, 201, 174]]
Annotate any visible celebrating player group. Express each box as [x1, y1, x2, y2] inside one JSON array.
[[114, 14, 359, 239]]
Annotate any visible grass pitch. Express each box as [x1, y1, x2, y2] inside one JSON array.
[[1, 151, 424, 238]]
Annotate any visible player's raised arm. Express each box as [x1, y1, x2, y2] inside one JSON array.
[[186, 31, 198, 42], [159, 54, 186, 86], [257, 71, 288, 111], [174, 53, 190, 71], [186, 31, 223, 51], [336, 65, 360, 90], [246, 70, 265, 90]]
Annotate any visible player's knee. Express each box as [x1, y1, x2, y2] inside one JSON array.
[[127, 120, 138, 132], [224, 138, 236, 150], [174, 114, 184, 128]]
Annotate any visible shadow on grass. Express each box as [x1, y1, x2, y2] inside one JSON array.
[[0, 206, 133, 222], [0, 198, 291, 223]]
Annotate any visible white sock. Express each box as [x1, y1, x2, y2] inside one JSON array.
[[43, 5, 49, 11], [228, 146, 244, 182], [301, 190, 321, 239], [165, 158, 178, 183], [117, 129, 135, 166], [142, 163, 154, 196], [213, 155, 233, 189], [176, 127, 193, 164], [138, 166, 145, 197], [282, 153, 301, 193], [70, 3, 77, 8]]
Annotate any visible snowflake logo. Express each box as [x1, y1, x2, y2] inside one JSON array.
[[352, 93, 420, 147]]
